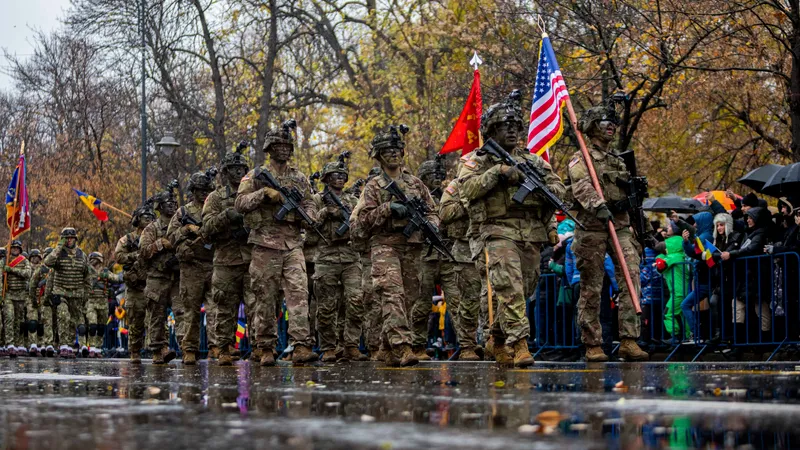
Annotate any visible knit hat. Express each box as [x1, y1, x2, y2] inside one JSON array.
[[742, 192, 759, 208]]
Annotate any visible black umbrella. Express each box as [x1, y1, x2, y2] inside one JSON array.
[[761, 162, 800, 197], [737, 164, 784, 191], [642, 196, 705, 213]]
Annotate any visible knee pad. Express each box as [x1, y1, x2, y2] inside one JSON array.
[[88, 324, 97, 336], [94, 324, 106, 337], [77, 324, 88, 337], [49, 295, 62, 307], [19, 322, 28, 336], [37, 323, 44, 336], [27, 320, 38, 334]]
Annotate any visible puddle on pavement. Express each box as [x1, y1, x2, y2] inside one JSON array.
[[0, 360, 798, 449]]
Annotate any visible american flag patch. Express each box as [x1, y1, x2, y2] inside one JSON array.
[[569, 157, 580, 168]]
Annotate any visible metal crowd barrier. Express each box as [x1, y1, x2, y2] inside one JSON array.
[[530, 273, 581, 356]]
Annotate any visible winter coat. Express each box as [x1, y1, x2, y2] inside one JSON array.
[[728, 207, 771, 301], [640, 247, 662, 306], [657, 236, 691, 338]]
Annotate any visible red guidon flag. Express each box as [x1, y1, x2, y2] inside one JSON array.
[[439, 68, 482, 156]]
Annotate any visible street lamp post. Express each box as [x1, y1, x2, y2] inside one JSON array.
[[156, 132, 180, 157], [139, 0, 148, 204]]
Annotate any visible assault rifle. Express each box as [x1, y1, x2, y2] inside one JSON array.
[[322, 188, 352, 236], [179, 209, 212, 250], [479, 138, 585, 230], [309, 171, 321, 194], [254, 166, 329, 244], [383, 180, 455, 261]]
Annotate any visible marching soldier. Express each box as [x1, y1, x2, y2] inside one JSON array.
[[201, 146, 255, 366], [140, 189, 180, 365], [2, 240, 32, 357], [235, 120, 318, 366], [353, 125, 438, 367], [568, 106, 648, 362], [29, 247, 54, 357], [352, 166, 382, 360], [312, 160, 366, 362], [86, 252, 122, 357], [168, 170, 216, 365], [458, 91, 566, 367], [26, 248, 43, 356], [43, 228, 93, 358], [439, 173, 482, 361], [114, 206, 155, 364]]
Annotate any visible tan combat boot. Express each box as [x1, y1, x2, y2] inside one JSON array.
[[619, 339, 649, 361], [218, 348, 232, 366], [370, 348, 384, 362], [292, 345, 319, 364], [208, 346, 219, 360], [251, 347, 263, 361], [384, 347, 401, 367], [130, 353, 142, 365], [458, 347, 481, 361], [259, 351, 275, 367], [493, 340, 514, 367], [585, 346, 609, 362], [343, 346, 368, 362], [320, 350, 338, 363], [153, 346, 176, 365], [229, 345, 241, 361], [512, 340, 535, 367], [183, 351, 197, 366], [484, 337, 495, 361], [412, 345, 431, 361], [397, 344, 419, 367]]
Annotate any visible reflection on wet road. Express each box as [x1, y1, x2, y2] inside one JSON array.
[[0, 359, 799, 449]]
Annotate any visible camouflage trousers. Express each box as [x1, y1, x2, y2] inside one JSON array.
[[145, 275, 177, 350], [441, 261, 481, 349], [212, 263, 254, 350], [477, 238, 540, 345], [86, 297, 108, 350], [2, 296, 27, 348], [416, 258, 442, 347], [360, 253, 380, 351], [37, 300, 54, 348], [371, 244, 421, 347], [573, 228, 641, 346], [125, 287, 147, 354], [250, 246, 312, 350], [306, 261, 317, 346], [176, 262, 213, 353], [54, 295, 85, 349], [313, 260, 364, 352]]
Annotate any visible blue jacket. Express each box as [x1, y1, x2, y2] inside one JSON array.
[[565, 238, 618, 291], [640, 247, 663, 306], [682, 211, 715, 287]]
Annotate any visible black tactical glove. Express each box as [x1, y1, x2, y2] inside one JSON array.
[[225, 208, 244, 225], [390, 202, 408, 219], [595, 204, 614, 225]]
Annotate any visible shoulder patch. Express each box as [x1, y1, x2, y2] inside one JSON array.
[[465, 159, 478, 169], [459, 154, 470, 163], [569, 156, 581, 168], [445, 184, 456, 195]]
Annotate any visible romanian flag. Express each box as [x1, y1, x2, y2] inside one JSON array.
[[235, 319, 246, 349], [5, 150, 30, 239], [695, 237, 718, 268], [73, 189, 109, 221], [439, 67, 483, 156]]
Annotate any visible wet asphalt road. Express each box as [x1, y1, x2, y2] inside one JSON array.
[[0, 359, 799, 449]]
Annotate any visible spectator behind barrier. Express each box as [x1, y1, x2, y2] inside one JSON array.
[[656, 236, 691, 340], [721, 207, 772, 338], [679, 209, 714, 340]]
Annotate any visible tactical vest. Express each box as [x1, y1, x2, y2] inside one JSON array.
[[243, 166, 304, 231], [176, 204, 214, 262], [375, 174, 416, 233], [51, 248, 86, 296], [121, 233, 147, 288], [148, 219, 178, 276], [6, 257, 27, 292], [595, 151, 630, 205], [89, 272, 107, 302]]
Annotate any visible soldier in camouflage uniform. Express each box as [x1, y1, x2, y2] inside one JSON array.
[[352, 166, 382, 360], [235, 120, 318, 366], [43, 228, 93, 358], [114, 206, 155, 364], [312, 160, 366, 362], [353, 125, 438, 367], [29, 248, 54, 356], [86, 252, 122, 357], [26, 249, 43, 356], [168, 171, 215, 365], [568, 106, 648, 362], [140, 189, 180, 365], [2, 240, 32, 357], [202, 147, 255, 366], [439, 174, 482, 361], [458, 91, 566, 367]]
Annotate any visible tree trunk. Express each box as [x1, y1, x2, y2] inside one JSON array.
[[254, 0, 279, 167], [191, 0, 227, 160]]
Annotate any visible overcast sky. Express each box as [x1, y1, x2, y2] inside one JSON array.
[[0, 0, 71, 91]]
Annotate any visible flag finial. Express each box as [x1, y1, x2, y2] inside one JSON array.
[[470, 51, 483, 71]]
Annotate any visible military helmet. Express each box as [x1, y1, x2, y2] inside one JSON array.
[[263, 119, 297, 152], [150, 181, 178, 210], [43, 248, 54, 257], [321, 161, 348, 182], [187, 170, 215, 192], [22, 251, 28, 258], [29, 249, 41, 258], [60, 227, 78, 238], [131, 205, 156, 228], [480, 90, 524, 137], [369, 125, 409, 158], [417, 161, 437, 179], [220, 149, 249, 171], [578, 105, 618, 134], [10, 240, 23, 250], [88, 251, 103, 262]]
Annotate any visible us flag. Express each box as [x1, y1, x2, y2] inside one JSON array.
[[526, 34, 569, 163]]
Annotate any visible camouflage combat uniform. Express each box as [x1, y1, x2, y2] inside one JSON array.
[[168, 201, 214, 354], [2, 253, 32, 349], [201, 184, 254, 354], [43, 243, 92, 350], [568, 145, 641, 347], [235, 164, 317, 352], [353, 169, 438, 349], [86, 263, 122, 350], [140, 215, 179, 354], [439, 177, 482, 353], [29, 259, 53, 349], [311, 189, 363, 356], [114, 231, 148, 356]]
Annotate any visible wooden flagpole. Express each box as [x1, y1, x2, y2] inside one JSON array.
[[563, 100, 642, 315], [100, 201, 133, 219]]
